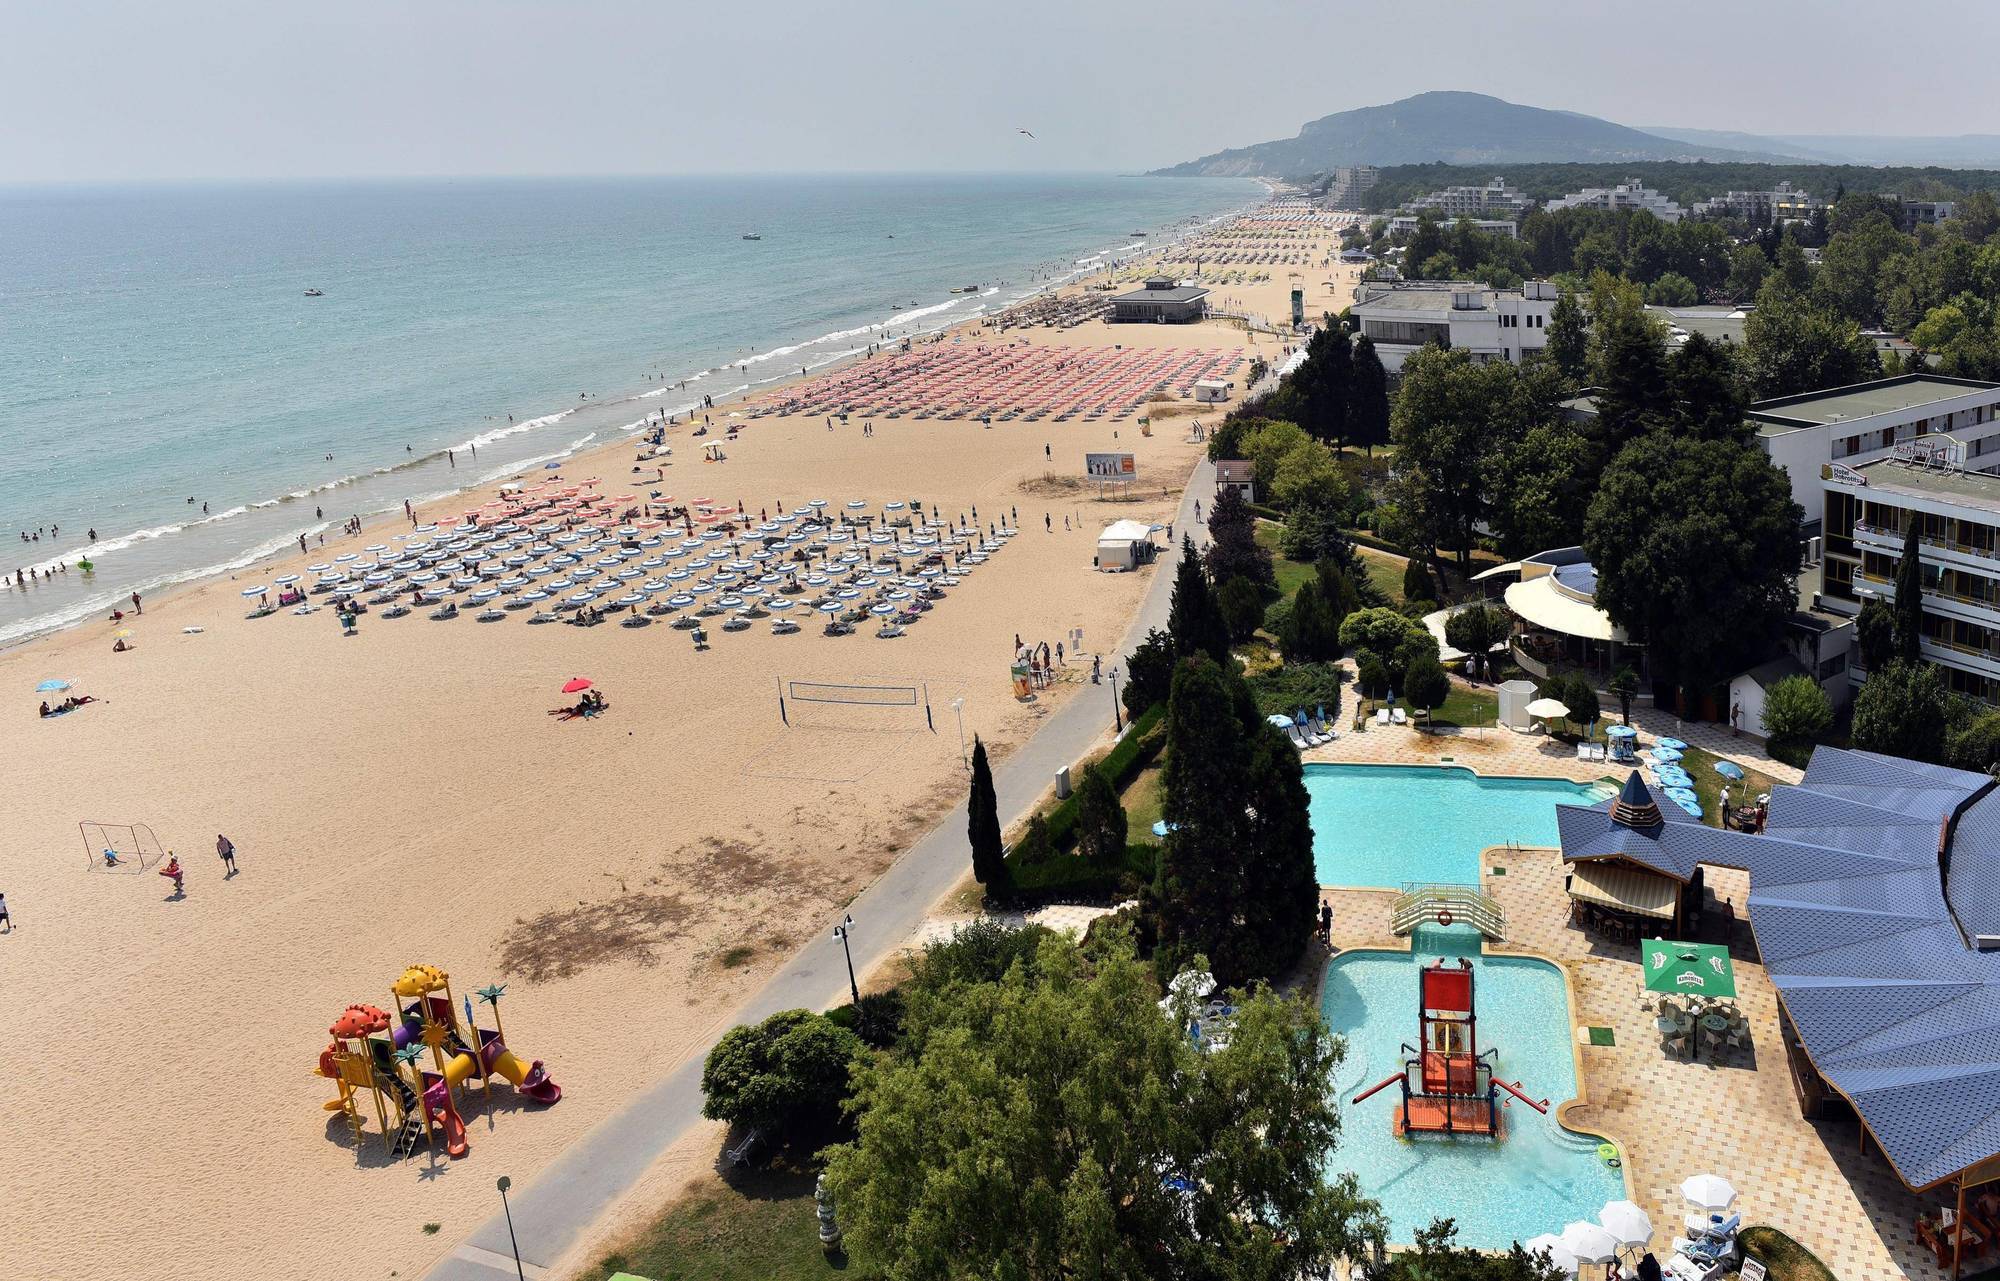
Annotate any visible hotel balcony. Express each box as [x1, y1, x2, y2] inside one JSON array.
[[1853, 521, 2000, 579], [1854, 569, 2000, 633]]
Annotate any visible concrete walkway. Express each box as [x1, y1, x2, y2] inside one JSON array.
[[427, 460, 1217, 1281]]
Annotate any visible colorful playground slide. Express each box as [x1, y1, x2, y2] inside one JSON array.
[[423, 1078, 469, 1159], [478, 1027, 563, 1104]]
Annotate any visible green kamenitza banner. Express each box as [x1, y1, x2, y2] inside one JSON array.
[[1642, 938, 1736, 999]]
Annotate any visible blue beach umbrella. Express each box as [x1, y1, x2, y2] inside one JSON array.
[[1714, 760, 1746, 781], [1658, 737, 1687, 750], [35, 679, 70, 693]]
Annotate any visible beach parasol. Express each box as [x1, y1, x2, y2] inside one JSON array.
[[1525, 697, 1569, 720], [35, 679, 71, 693], [1644, 940, 1737, 1000], [112, 628, 134, 640], [1522, 1235, 1580, 1276], [1599, 1199, 1653, 1252], [241, 585, 267, 597], [561, 678, 593, 694], [1713, 760, 1745, 781], [1558, 1221, 1618, 1267], [1680, 1173, 1738, 1212], [1658, 736, 1687, 750]]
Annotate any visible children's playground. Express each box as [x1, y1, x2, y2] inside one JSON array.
[[316, 963, 562, 1160]]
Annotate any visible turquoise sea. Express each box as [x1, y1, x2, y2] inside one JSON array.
[[0, 173, 1260, 643]]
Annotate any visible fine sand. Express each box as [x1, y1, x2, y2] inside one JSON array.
[[0, 217, 1349, 1280]]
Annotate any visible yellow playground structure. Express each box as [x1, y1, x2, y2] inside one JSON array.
[[315, 963, 562, 1160]]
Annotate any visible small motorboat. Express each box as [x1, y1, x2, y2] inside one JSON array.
[[303, 288, 324, 297], [740, 232, 762, 241]]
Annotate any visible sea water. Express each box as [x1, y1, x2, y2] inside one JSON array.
[[0, 173, 1260, 644]]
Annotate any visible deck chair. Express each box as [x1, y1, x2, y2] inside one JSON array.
[[1284, 723, 1309, 750], [1375, 707, 1391, 726], [1391, 707, 1407, 726]]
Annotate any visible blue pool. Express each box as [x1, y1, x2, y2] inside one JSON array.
[[1304, 764, 1609, 888], [1320, 927, 1626, 1248]]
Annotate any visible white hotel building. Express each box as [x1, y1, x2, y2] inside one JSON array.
[[1349, 279, 1557, 372]]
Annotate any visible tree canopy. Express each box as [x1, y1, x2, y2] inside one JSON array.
[[821, 931, 1384, 1281], [1585, 433, 1803, 702]]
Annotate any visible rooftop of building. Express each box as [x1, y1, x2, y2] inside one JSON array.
[[1110, 283, 1208, 304], [1750, 374, 2000, 434], [1845, 456, 2000, 513]]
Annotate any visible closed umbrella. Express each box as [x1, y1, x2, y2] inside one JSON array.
[[1680, 1173, 1738, 1212], [1599, 1199, 1653, 1252]]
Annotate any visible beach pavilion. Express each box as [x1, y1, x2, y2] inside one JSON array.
[[1498, 547, 1644, 681], [1557, 748, 2000, 1275]]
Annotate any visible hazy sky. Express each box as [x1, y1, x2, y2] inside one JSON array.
[[5, 0, 1996, 182]]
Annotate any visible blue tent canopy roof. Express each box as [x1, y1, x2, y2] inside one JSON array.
[[1557, 746, 2000, 1190]]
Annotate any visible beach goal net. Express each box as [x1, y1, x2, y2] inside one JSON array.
[[779, 679, 933, 731], [80, 820, 165, 873]]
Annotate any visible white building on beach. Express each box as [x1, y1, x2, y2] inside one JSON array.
[[1546, 179, 1686, 223]]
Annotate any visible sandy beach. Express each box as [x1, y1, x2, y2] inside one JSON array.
[[0, 214, 1354, 1280]]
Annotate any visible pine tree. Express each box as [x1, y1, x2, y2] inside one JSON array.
[[1155, 656, 1249, 980], [1168, 534, 1231, 664], [967, 737, 1007, 892], [1312, 325, 1354, 450], [1348, 335, 1391, 455], [1074, 763, 1128, 866], [1895, 519, 1925, 665]]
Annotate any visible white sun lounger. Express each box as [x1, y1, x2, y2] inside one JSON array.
[[1285, 724, 1310, 750], [1391, 707, 1407, 726], [1375, 707, 1391, 726]]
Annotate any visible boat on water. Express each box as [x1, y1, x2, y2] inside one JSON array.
[[303, 288, 324, 297], [1130, 231, 1148, 237], [740, 232, 762, 241], [949, 284, 981, 294]]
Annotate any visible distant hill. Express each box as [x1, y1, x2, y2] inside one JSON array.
[[1644, 125, 2000, 170], [1150, 92, 1788, 178]]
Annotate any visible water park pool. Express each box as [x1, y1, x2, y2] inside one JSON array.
[[1320, 926, 1625, 1248], [1304, 764, 1609, 888]]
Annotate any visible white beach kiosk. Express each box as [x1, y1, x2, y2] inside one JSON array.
[[1094, 520, 1158, 572]]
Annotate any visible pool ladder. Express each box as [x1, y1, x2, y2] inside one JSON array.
[[1390, 883, 1507, 942]]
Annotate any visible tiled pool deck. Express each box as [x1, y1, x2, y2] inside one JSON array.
[[1313, 697, 1944, 1280]]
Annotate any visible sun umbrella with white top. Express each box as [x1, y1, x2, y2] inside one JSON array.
[[1599, 1199, 1652, 1253], [1680, 1173, 1737, 1212], [1521, 1235, 1580, 1277], [1559, 1220, 1618, 1272]]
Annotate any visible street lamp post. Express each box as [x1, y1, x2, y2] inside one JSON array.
[[496, 1176, 526, 1281], [1108, 666, 1123, 734], [833, 914, 860, 1007], [950, 696, 967, 770]]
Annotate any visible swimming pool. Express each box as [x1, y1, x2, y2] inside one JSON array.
[[1304, 764, 1608, 888], [1320, 926, 1625, 1248]]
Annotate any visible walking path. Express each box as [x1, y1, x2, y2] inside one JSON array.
[[426, 460, 1217, 1281]]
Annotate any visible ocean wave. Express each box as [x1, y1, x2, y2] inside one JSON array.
[[461, 407, 572, 451], [886, 298, 959, 326]]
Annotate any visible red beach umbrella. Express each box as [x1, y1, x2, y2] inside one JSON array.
[[561, 678, 593, 694]]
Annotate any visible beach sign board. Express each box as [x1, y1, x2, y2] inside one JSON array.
[[1085, 452, 1136, 480]]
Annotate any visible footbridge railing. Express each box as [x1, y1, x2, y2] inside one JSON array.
[[1390, 882, 1506, 942]]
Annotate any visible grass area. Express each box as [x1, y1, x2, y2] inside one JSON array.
[[591, 1167, 848, 1281], [1122, 763, 1165, 838], [1254, 519, 1407, 606], [1736, 1226, 1838, 1281], [1427, 685, 1498, 731], [1356, 546, 1406, 605], [1678, 744, 1780, 828]]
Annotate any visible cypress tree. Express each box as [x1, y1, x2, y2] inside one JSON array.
[[1168, 534, 1230, 665], [1349, 335, 1391, 455], [1895, 519, 1925, 665], [967, 737, 1006, 892]]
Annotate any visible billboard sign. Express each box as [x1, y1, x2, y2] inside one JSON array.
[[1085, 452, 1136, 480]]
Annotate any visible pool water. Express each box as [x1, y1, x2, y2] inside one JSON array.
[[1304, 764, 1609, 888], [1320, 926, 1625, 1248]]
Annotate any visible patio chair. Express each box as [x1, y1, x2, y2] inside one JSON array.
[[1285, 723, 1310, 750], [1375, 707, 1390, 726], [1576, 743, 1591, 761], [1391, 707, 1407, 726]]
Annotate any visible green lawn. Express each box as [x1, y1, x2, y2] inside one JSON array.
[[1678, 744, 1780, 829], [589, 1167, 850, 1281], [1254, 520, 1405, 606], [1735, 1226, 1838, 1281], [1427, 685, 1498, 731], [1122, 763, 1165, 837]]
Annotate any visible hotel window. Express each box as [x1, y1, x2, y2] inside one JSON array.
[[1825, 557, 1855, 599], [1843, 435, 1862, 457]]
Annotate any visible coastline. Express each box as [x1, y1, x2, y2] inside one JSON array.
[[0, 183, 1263, 651]]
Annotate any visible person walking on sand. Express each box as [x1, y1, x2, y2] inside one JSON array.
[[131, 591, 142, 615], [0, 890, 11, 932], [216, 834, 237, 877]]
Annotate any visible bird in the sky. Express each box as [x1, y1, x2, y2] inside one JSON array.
[[1017, 129, 1036, 139]]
